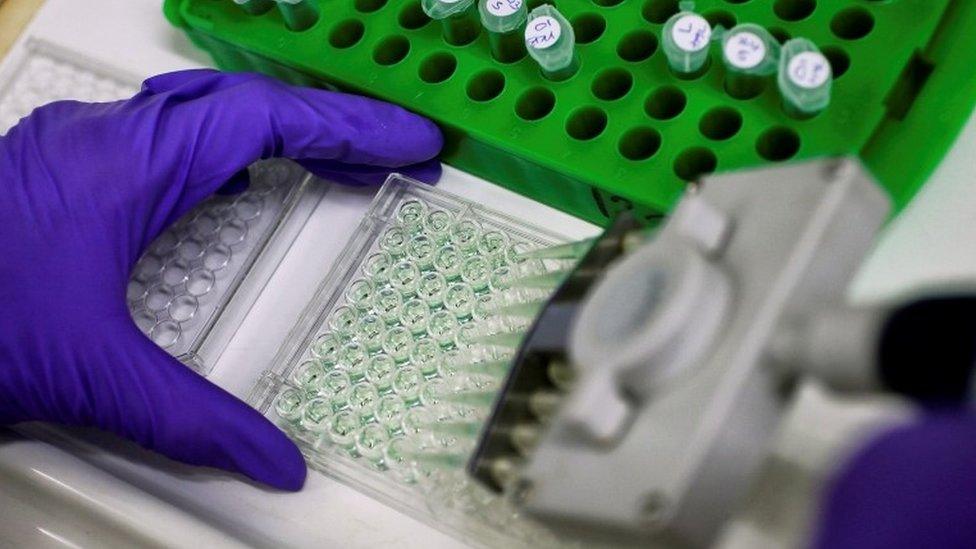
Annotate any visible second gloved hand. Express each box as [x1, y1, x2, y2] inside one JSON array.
[[0, 69, 444, 490]]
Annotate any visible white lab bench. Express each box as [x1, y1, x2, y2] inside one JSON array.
[[1, 1, 975, 547]]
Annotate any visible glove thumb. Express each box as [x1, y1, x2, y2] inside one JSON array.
[[81, 323, 307, 490]]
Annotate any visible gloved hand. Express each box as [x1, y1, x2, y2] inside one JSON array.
[[0, 69, 443, 490], [812, 411, 976, 548]]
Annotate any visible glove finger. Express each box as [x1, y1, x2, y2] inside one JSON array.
[[297, 158, 443, 187], [812, 412, 976, 548], [140, 69, 223, 94], [50, 323, 306, 490], [123, 70, 442, 226]]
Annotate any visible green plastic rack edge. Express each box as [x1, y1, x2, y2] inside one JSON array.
[[164, 0, 976, 227]]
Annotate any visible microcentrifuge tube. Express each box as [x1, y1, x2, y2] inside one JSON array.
[[479, 0, 528, 63], [662, 3, 713, 78], [422, 0, 481, 46], [778, 38, 832, 118], [524, 5, 579, 81], [233, 0, 274, 15], [721, 24, 779, 99], [275, 0, 319, 31]]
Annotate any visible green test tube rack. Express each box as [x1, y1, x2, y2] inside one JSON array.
[[165, 0, 976, 226]]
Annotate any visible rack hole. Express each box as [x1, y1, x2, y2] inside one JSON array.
[[355, 0, 387, 13], [831, 7, 874, 40], [526, 0, 549, 9], [566, 107, 609, 140], [822, 46, 850, 79], [593, 0, 624, 6], [642, 0, 679, 24], [768, 27, 791, 44], [699, 107, 742, 140], [373, 35, 410, 65], [645, 86, 686, 120], [703, 10, 736, 29], [592, 68, 633, 101], [419, 52, 458, 83], [619, 127, 662, 161], [724, 0, 749, 3], [572, 13, 606, 44], [617, 30, 658, 62], [329, 19, 365, 49], [516, 87, 556, 121], [399, 1, 431, 29], [756, 126, 801, 161], [674, 147, 717, 181], [467, 70, 506, 102], [773, 0, 815, 21]]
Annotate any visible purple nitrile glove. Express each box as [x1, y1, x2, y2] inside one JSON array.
[[0, 69, 443, 490], [811, 411, 976, 548]]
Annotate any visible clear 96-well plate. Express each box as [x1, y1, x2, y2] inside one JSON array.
[[251, 174, 573, 547]]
